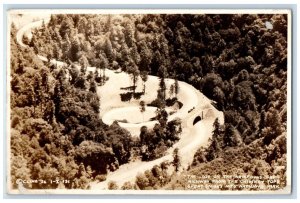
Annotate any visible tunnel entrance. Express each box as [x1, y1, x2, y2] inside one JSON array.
[[193, 116, 202, 125]]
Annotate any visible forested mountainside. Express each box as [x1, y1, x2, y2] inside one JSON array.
[[11, 24, 136, 189], [10, 13, 287, 190]]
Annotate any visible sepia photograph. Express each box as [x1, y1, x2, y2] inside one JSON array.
[[7, 9, 291, 194]]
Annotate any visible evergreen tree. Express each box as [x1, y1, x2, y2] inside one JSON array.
[[140, 71, 148, 94], [104, 38, 114, 62], [127, 61, 140, 94], [89, 80, 97, 93], [100, 54, 109, 83], [79, 54, 89, 74], [174, 78, 179, 97], [139, 101, 146, 122], [173, 148, 181, 172]]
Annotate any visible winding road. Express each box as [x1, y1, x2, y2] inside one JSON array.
[[16, 17, 224, 190]]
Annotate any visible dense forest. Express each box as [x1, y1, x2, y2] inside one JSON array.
[[10, 13, 288, 190]]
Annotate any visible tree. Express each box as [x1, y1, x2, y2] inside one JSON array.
[[89, 80, 97, 93], [53, 43, 63, 60], [158, 78, 166, 102], [74, 73, 87, 89], [144, 169, 158, 188], [135, 173, 149, 190], [22, 35, 30, 46], [157, 64, 168, 102], [223, 124, 242, 147], [124, 20, 135, 47], [169, 84, 175, 98], [94, 59, 103, 84], [127, 61, 140, 94], [232, 82, 257, 111], [139, 40, 152, 73], [213, 118, 221, 137], [61, 33, 71, 62], [130, 44, 140, 65], [79, 54, 89, 74], [119, 42, 130, 69], [150, 50, 163, 75], [69, 64, 79, 85], [212, 86, 225, 110], [174, 78, 179, 97], [121, 181, 134, 190], [77, 17, 88, 34], [108, 181, 118, 190], [104, 38, 114, 62], [173, 148, 181, 172], [158, 64, 167, 79], [206, 118, 223, 160], [75, 141, 117, 174], [262, 108, 283, 145], [59, 15, 74, 37], [201, 73, 223, 99], [33, 73, 43, 116], [99, 54, 109, 85], [69, 37, 81, 61], [140, 71, 148, 94], [86, 18, 95, 37], [86, 71, 94, 82], [139, 101, 146, 122]]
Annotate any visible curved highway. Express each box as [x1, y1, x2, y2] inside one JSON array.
[[16, 18, 224, 190]]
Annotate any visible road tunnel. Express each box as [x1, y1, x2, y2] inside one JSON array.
[[193, 116, 202, 125]]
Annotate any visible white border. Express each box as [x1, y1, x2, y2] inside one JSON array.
[[8, 8, 291, 14], [5, 8, 293, 196]]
